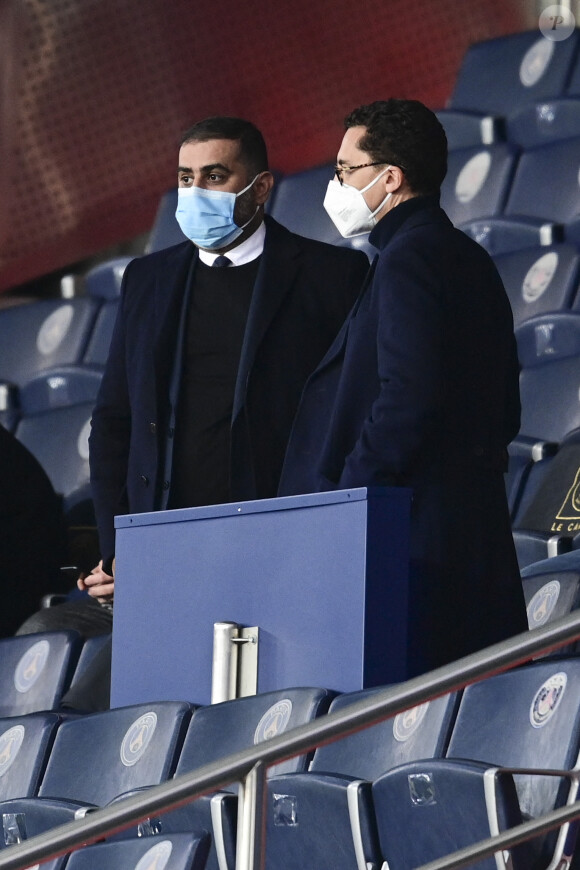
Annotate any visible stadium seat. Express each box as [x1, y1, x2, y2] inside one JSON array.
[[263, 687, 459, 870], [127, 688, 335, 870], [267, 164, 341, 245], [14, 401, 95, 512], [0, 701, 193, 848], [510, 430, 580, 569], [373, 658, 580, 870], [506, 436, 558, 521], [521, 550, 580, 652], [68, 634, 112, 692], [516, 313, 580, 442], [81, 256, 131, 368], [0, 298, 101, 391], [506, 97, 580, 149], [493, 244, 580, 329], [440, 143, 518, 228], [436, 109, 504, 149], [0, 632, 82, 717], [446, 31, 580, 118], [462, 135, 580, 254], [0, 713, 61, 802], [145, 189, 188, 253], [65, 833, 210, 870]]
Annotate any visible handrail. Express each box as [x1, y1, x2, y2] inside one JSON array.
[[1, 610, 580, 870]]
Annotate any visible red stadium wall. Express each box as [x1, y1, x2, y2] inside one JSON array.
[[0, 0, 533, 294]]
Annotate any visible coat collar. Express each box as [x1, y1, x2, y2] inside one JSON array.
[[369, 193, 446, 250]]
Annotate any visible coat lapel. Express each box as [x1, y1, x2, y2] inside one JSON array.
[[232, 218, 301, 418]]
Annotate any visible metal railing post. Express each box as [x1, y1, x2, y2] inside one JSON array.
[[235, 761, 267, 870]]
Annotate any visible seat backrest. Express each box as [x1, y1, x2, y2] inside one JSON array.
[[0, 632, 82, 717], [64, 832, 210, 870], [516, 313, 580, 441], [504, 136, 580, 226], [506, 97, 580, 149], [512, 429, 580, 539], [82, 300, 119, 367], [0, 713, 61, 801], [84, 257, 133, 301], [38, 701, 192, 806], [440, 144, 518, 226], [308, 687, 459, 781], [493, 244, 580, 328], [175, 687, 335, 778], [18, 369, 102, 414], [146, 189, 187, 253], [0, 299, 100, 388], [446, 658, 580, 819], [15, 401, 95, 498], [267, 164, 341, 245], [449, 31, 579, 115], [522, 562, 580, 641]]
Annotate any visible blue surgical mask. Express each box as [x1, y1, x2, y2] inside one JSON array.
[[175, 175, 259, 249]]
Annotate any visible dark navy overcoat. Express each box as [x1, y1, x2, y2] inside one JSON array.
[[279, 196, 528, 675]]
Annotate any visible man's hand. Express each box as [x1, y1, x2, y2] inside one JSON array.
[[78, 559, 115, 603]]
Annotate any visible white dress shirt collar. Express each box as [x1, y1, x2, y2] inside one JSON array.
[[197, 221, 266, 266]]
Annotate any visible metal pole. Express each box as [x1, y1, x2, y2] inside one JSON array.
[[211, 622, 239, 703], [235, 761, 267, 870]]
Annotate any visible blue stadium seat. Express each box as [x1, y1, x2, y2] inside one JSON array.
[[493, 244, 580, 328], [267, 163, 341, 245], [0, 298, 101, 390], [128, 688, 335, 870], [17, 369, 102, 415], [511, 430, 580, 569], [462, 136, 580, 254], [0, 632, 82, 717], [521, 550, 580, 650], [436, 109, 504, 149], [506, 436, 558, 521], [373, 658, 580, 870], [516, 313, 580, 442], [81, 256, 131, 368], [436, 31, 580, 153], [448, 31, 579, 117], [65, 833, 210, 870], [506, 97, 580, 148], [68, 634, 112, 692], [14, 401, 95, 510], [0, 701, 193, 848], [263, 687, 459, 870], [440, 144, 518, 228], [0, 713, 61, 802], [146, 189, 187, 253]]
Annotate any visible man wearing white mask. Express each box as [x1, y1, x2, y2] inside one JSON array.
[[19, 117, 368, 696], [279, 99, 527, 677]]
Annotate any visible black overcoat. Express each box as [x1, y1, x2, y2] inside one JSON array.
[[89, 216, 369, 563]]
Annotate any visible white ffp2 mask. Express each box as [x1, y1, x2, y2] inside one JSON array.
[[323, 167, 391, 237]]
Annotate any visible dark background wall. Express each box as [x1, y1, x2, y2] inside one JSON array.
[[0, 0, 533, 294]]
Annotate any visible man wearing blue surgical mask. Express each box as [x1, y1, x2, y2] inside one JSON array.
[[68, 116, 370, 612]]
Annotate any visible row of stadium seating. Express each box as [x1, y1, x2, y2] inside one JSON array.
[[0, 632, 578, 870]]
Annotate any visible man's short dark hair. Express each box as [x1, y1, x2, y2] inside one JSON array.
[[180, 117, 269, 176], [344, 99, 447, 196]]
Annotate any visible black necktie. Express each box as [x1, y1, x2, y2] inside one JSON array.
[[213, 255, 232, 267]]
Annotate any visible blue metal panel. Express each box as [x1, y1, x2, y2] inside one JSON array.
[[111, 487, 411, 706]]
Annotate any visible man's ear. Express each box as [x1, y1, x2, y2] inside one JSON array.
[[254, 171, 275, 205], [384, 165, 406, 193]]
